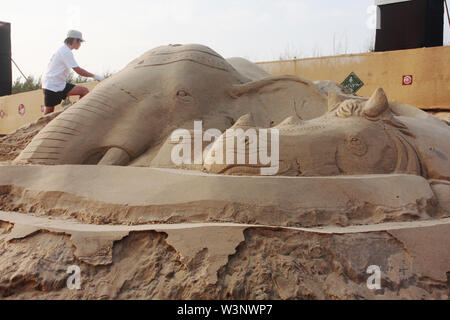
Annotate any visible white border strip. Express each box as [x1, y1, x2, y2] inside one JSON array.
[[0, 211, 449, 235], [375, 0, 413, 5]]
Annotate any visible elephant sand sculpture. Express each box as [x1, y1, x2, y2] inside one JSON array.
[[14, 44, 449, 183], [14, 44, 327, 166], [5, 43, 449, 215]]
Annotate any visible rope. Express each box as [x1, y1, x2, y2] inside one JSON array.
[[445, 0, 450, 27], [10, 57, 33, 85]]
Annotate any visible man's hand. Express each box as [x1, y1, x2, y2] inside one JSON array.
[[93, 74, 104, 81]]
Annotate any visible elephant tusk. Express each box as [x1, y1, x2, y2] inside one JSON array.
[[98, 147, 130, 166]]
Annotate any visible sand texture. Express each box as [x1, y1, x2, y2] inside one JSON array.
[[0, 212, 448, 299]]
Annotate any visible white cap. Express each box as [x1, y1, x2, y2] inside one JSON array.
[[67, 30, 85, 42]]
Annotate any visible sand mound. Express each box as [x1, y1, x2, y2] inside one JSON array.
[[0, 111, 62, 163]]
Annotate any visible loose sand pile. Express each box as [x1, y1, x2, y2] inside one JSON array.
[[0, 111, 61, 163]]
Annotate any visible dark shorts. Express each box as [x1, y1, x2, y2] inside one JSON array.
[[43, 83, 75, 107]]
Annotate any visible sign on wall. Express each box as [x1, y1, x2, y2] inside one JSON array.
[[18, 104, 25, 116], [341, 72, 364, 94], [402, 75, 413, 86]]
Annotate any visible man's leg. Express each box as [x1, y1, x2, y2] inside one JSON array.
[[66, 85, 89, 99], [43, 89, 58, 115], [44, 106, 55, 115], [43, 86, 89, 114], [67, 85, 89, 99]]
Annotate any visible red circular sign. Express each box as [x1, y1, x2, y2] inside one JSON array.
[[402, 75, 413, 86], [18, 104, 25, 116]]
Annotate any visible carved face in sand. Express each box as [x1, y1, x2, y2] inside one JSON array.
[[204, 88, 424, 177], [286, 88, 422, 176]]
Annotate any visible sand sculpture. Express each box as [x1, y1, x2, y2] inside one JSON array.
[[0, 44, 449, 299], [202, 88, 449, 178], [14, 44, 327, 166]]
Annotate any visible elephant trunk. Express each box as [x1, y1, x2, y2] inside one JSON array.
[[14, 85, 133, 165]]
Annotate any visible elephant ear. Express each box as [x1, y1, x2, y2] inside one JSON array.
[[363, 87, 390, 118], [229, 75, 313, 97], [229, 75, 327, 122]]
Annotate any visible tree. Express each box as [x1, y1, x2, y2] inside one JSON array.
[[11, 75, 42, 94]]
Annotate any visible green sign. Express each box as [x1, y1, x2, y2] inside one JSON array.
[[341, 72, 364, 94]]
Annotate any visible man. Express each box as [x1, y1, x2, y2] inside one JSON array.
[[41, 30, 104, 115]]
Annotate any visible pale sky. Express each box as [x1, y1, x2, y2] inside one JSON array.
[[2, 0, 449, 81]]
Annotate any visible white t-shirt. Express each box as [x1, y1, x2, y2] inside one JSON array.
[[42, 45, 79, 92]]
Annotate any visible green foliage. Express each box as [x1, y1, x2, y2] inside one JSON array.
[[66, 72, 92, 84], [11, 73, 90, 94], [11, 76, 42, 94], [11, 71, 114, 95], [66, 71, 114, 83]]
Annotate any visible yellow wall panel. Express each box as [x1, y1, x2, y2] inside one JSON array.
[[257, 46, 450, 110]]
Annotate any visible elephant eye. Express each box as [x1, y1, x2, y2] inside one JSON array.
[[177, 90, 190, 97], [176, 89, 193, 104], [346, 135, 367, 156]]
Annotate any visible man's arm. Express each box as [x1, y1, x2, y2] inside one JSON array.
[[73, 67, 104, 81], [73, 67, 94, 78]]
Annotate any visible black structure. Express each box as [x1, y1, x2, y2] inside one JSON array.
[[375, 0, 444, 52], [0, 21, 11, 97]]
